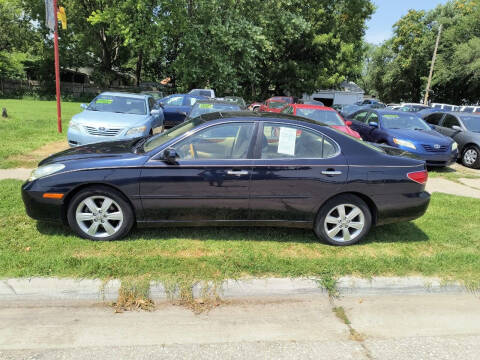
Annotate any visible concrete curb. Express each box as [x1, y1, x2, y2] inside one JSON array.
[[0, 276, 473, 302]]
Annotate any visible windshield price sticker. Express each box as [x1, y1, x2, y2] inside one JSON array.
[[199, 104, 214, 109], [383, 115, 399, 119], [277, 127, 297, 155], [96, 98, 113, 104]]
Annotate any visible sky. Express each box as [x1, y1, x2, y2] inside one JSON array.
[[365, 0, 447, 44]]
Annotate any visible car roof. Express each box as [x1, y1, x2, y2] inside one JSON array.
[[291, 104, 334, 111], [197, 110, 324, 126], [194, 99, 240, 105], [100, 92, 148, 99], [429, 111, 480, 117], [373, 109, 422, 116]]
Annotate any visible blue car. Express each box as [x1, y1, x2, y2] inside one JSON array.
[[157, 94, 207, 128], [346, 109, 458, 167], [68, 92, 164, 147]]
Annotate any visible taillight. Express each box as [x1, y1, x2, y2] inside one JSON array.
[[407, 170, 428, 184]]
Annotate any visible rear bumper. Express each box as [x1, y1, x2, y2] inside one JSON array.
[[375, 191, 430, 225]]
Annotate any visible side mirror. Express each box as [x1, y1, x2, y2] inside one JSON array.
[[369, 121, 378, 128], [178, 111, 187, 117], [452, 125, 463, 132], [158, 102, 164, 109], [162, 148, 179, 164], [150, 109, 161, 116], [80, 103, 87, 109], [345, 120, 352, 126]]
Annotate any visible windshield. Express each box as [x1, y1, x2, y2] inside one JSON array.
[[269, 101, 287, 109], [143, 118, 204, 152], [87, 95, 146, 115], [460, 116, 480, 132], [295, 109, 344, 126], [381, 114, 430, 130], [189, 103, 241, 119]]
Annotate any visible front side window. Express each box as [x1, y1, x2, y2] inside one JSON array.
[[173, 123, 255, 160], [442, 115, 460, 129], [87, 95, 146, 115], [186, 97, 200, 106], [281, 106, 294, 115], [365, 112, 379, 124], [261, 123, 337, 159], [425, 113, 443, 125], [148, 98, 155, 111], [353, 111, 369, 123]]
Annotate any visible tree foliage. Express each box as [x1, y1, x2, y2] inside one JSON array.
[[3, 0, 374, 99], [365, 0, 480, 104]]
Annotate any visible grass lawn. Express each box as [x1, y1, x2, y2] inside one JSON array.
[[1, 179, 480, 288], [0, 98, 81, 168]]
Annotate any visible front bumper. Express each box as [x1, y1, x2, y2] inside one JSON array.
[[22, 182, 64, 223], [67, 127, 149, 147], [416, 150, 458, 167]]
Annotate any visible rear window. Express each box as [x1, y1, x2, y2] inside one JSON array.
[[269, 101, 287, 109], [295, 109, 344, 126]]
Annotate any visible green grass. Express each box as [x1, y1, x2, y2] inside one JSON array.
[[1, 179, 480, 287], [0, 99, 81, 168]]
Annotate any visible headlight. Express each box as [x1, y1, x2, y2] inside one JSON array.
[[28, 164, 65, 182], [393, 138, 416, 150], [69, 122, 81, 132], [126, 126, 147, 135], [452, 142, 458, 151]]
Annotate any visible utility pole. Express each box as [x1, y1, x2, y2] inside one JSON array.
[[424, 24, 443, 105], [53, 0, 62, 133]]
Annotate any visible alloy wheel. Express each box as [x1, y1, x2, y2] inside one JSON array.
[[75, 196, 124, 238], [464, 149, 478, 166], [323, 204, 365, 243]]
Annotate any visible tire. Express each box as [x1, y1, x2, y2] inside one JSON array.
[[314, 194, 372, 246], [67, 186, 135, 241], [462, 145, 480, 169]]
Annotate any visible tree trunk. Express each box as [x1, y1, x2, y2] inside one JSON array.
[[135, 50, 143, 86]]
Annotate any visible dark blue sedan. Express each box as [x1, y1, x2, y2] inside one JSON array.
[[157, 94, 207, 128], [346, 109, 458, 167], [22, 112, 430, 246]]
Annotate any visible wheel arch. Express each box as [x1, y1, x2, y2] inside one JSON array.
[[60, 182, 137, 225], [461, 142, 480, 154], [317, 191, 378, 226]]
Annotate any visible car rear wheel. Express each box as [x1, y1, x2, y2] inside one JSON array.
[[314, 194, 372, 246], [462, 145, 480, 169], [67, 186, 134, 241]]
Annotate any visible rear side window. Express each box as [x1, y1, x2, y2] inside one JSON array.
[[442, 115, 460, 129], [261, 123, 337, 159], [425, 113, 443, 125]]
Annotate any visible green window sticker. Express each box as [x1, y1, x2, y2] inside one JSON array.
[[96, 98, 113, 104], [383, 115, 399, 119], [199, 104, 213, 109]]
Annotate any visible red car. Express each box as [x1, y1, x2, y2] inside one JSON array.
[[281, 104, 361, 139], [259, 96, 295, 113]]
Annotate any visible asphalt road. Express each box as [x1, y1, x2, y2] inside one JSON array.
[[1, 293, 479, 360]]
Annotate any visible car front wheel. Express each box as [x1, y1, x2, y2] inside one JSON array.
[[314, 194, 372, 246], [67, 186, 134, 241], [462, 145, 480, 169]]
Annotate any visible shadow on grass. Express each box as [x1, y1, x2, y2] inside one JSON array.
[[36, 220, 429, 246]]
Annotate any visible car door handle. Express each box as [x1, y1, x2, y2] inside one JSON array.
[[227, 170, 249, 176], [322, 170, 342, 176]]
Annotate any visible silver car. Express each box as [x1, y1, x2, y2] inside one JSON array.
[[67, 92, 164, 147]]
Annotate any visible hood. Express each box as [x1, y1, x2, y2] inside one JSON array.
[[39, 139, 142, 166], [386, 128, 452, 145], [331, 125, 361, 139], [72, 110, 149, 127]]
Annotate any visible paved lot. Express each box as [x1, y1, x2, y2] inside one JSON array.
[[1, 293, 479, 359]]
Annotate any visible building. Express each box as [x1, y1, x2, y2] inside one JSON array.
[[302, 81, 364, 106]]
